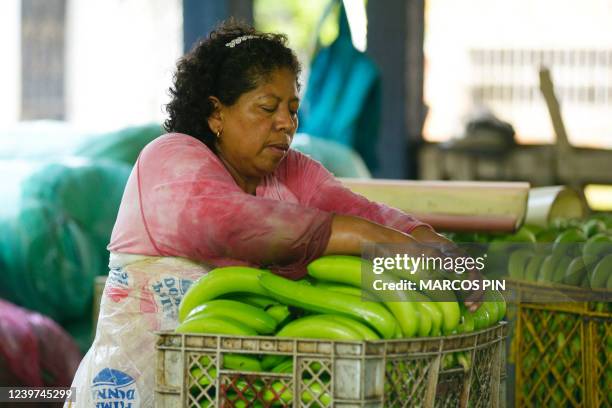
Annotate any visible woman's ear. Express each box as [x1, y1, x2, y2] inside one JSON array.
[[207, 96, 224, 133]]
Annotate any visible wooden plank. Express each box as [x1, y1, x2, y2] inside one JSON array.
[[340, 179, 530, 232]]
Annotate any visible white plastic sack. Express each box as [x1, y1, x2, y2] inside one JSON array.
[[66, 254, 211, 407]]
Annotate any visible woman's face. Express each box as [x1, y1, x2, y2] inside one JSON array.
[[211, 68, 300, 184]]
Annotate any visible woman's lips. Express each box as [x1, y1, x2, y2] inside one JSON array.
[[266, 144, 289, 155]]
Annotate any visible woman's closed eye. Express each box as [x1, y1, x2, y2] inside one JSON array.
[[260, 104, 299, 117], [261, 105, 277, 113]]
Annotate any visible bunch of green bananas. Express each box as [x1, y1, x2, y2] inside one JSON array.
[[518, 310, 586, 405], [517, 310, 612, 406], [476, 216, 612, 289], [597, 322, 612, 405], [188, 354, 330, 407], [175, 255, 507, 406]]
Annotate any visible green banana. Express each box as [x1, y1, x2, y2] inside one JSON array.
[[175, 315, 257, 336], [318, 315, 380, 340], [307, 255, 363, 285], [552, 255, 572, 283], [225, 381, 268, 406], [457, 305, 475, 333], [482, 301, 499, 327], [481, 293, 499, 323], [508, 248, 534, 279], [301, 382, 331, 405], [432, 300, 460, 335], [583, 233, 612, 270], [377, 278, 424, 337], [466, 304, 490, 330], [259, 381, 331, 406], [178, 266, 271, 322], [261, 355, 288, 371], [537, 254, 562, 282], [564, 257, 587, 286], [456, 352, 471, 372], [507, 226, 537, 243], [262, 381, 292, 403], [189, 366, 217, 386], [223, 353, 262, 372], [265, 304, 291, 324], [229, 400, 261, 408], [535, 229, 558, 243], [582, 218, 607, 238], [224, 293, 279, 309], [442, 353, 457, 370], [259, 273, 398, 339], [489, 289, 507, 320], [552, 228, 586, 257], [270, 359, 329, 378], [409, 291, 440, 336], [314, 282, 368, 298], [308, 255, 419, 337], [591, 254, 612, 289], [391, 272, 461, 334], [271, 359, 294, 374], [276, 314, 365, 340], [311, 255, 462, 335], [523, 254, 546, 281], [580, 274, 591, 288], [189, 355, 217, 393], [185, 299, 277, 334]]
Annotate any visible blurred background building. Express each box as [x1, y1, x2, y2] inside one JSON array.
[[1, 0, 611, 183], [1, 1, 611, 404]]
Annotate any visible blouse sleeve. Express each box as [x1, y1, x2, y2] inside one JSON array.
[[281, 150, 431, 234], [117, 134, 333, 279]]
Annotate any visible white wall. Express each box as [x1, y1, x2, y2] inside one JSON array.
[[65, 0, 183, 131]]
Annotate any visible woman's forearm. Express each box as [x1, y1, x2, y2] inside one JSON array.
[[324, 214, 420, 255], [410, 225, 454, 247]]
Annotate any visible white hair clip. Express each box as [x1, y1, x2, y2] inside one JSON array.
[[225, 35, 258, 48]]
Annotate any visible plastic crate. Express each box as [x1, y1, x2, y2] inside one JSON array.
[[508, 279, 612, 407], [155, 322, 507, 407]]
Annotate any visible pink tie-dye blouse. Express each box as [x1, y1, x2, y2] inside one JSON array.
[[108, 133, 428, 279]]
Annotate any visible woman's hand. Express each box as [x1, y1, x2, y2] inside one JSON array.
[[462, 268, 485, 312], [411, 226, 484, 311], [325, 216, 484, 311]]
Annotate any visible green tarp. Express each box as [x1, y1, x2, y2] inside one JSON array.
[[0, 159, 130, 322]]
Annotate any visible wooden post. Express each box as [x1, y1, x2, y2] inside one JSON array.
[[366, 0, 425, 179]]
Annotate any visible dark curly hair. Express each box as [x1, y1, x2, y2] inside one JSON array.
[[164, 20, 301, 149]]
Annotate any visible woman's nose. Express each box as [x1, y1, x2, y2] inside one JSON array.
[[276, 107, 297, 133]]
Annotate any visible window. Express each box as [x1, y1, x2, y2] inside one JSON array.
[[1, 0, 182, 130], [423, 0, 612, 148], [21, 0, 66, 120]]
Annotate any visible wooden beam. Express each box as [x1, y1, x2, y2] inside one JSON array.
[[340, 178, 530, 232]]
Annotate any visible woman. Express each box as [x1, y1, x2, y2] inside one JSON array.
[[69, 21, 479, 407], [108, 21, 460, 278]]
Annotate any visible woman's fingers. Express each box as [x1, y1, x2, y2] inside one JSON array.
[[459, 267, 485, 311], [465, 298, 483, 312]]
